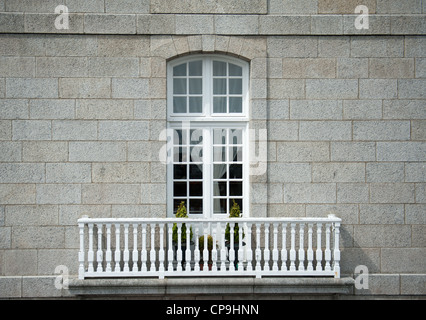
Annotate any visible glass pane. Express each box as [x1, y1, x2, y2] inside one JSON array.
[[229, 63, 242, 76], [229, 97, 242, 113], [213, 97, 227, 113], [189, 78, 202, 94], [214, 164, 227, 179], [229, 146, 243, 162], [189, 199, 203, 214], [213, 129, 227, 145], [173, 147, 187, 162], [213, 78, 227, 95], [229, 164, 242, 179], [230, 182, 243, 196], [190, 129, 203, 145], [189, 97, 202, 113], [173, 97, 187, 113], [190, 182, 203, 196], [229, 129, 243, 145], [173, 63, 186, 76], [213, 181, 227, 197], [190, 147, 203, 163], [213, 146, 226, 162], [189, 60, 202, 76], [174, 182, 187, 197], [174, 199, 186, 214], [189, 164, 203, 179], [173, 164, 187, 179], [213, 61, 227, 76], [173, 129, 183, 146], [232, 199, 243, 214], [229, 79, 242, 94], [173, 78, 187, 94], [214, 198, 227, 214]]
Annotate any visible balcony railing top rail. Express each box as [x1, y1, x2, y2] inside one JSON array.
[[78, 215, 341, 280]]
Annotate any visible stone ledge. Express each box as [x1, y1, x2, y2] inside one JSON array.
[[68, 277, 355, 297], [0, 13, 424, 35]]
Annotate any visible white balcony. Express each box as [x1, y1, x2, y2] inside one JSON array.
[[77, 215, 341, 280]]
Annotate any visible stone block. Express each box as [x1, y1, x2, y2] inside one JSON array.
[[343, 15, 391, 36], [0, 142, 22, 162], [353, 121, 410, 141], [92, 162, 150, 183], [351, 36, 404, 57], [5, 205, 58, 226], [259, 15, 311, 35], [96, 35, 150, 57], [383, 100, 426, 120], [398, 79, 426, 99], [313, 163, 365, 183], [0, 99, 29, 120], [370, 183, 415, 203], [112, 78, 149, 99], [318, 37, 350, 57], [30, 99, 75, 120], [0, 184, 35, 204], [290, 100, 342, 120], [377, 142, 426, 162], [105, 0, 149, 13], [0, 120, 11, 140], [369, 58, 414, 79], [267, 36, 317, 58], [0, 57, 34, 77], [416, 58, 426, 78], [22, 276, 62, 298], [269, 100, 289, 120], [406, 204, 426, 224], [59, 205, 112, 226], [46, 163, 91, 183], [391, 15, 426, 35], [37, 249, 77, 275], [382, 248, 425, 273], [416, 183, 426, 203], [137, 14, 175, 35], [0, 277, 21, 298], [52, 120, 97, 140], [311, 15, 343, 35], [69, 141, 126, 162], [0, 163, 45, 183], [405, 36, 426, 57], [216, 15, 259, 35], [36, 57, 88, 77], [6, 78, 58, 99], [268, 121, 299, 141], [276, 142, 329, 162], [355, 274, 400, 296], [337, 183, 369, 203], [98, 121, 149, 141], [36, 184, 81, 205], [337, 58, 368, 79], [359, 79, 397, 99], [343, 100, 382, 120], [405, 163, 426, 182], [3, 250, 37, 276], [299, 121, 352, 141], [269, 79, 305, 99], [127, 141, 153, 161], [359, 204, 405, 224], [12, 120, 51, 140], [377, 0, 422, 13], [76, 99, 133, 120], [176, 15, 214, 35], [318, 0, 376, 14], [268, 163, 311, 183], [82, 184, 141, 204], [354, 225, 412, 248], [401, 275, 426, 296], [84, 14, 136, 34], [66, 0, 105, 13], [25, 13, 84, 33], [284, 183, 336, 204], [0, 13, 24, 33], [150, 0, 267, 14], [306, 79, 358, 99], [12, 226, 65, 249], [0, 34, 45, 57], [269, 0, 318, 14], [366, 163, 404, 183], [59, 78, 111, 99], [282, 58, 336, 79], [88, 57, 139, 77], [22, 141, 68, 162]]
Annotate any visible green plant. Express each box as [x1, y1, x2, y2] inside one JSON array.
[[225, 199, 244, 244], [172, 201, 193, 243]]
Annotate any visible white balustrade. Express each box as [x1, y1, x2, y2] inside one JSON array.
[[78, 216, 342, 280]]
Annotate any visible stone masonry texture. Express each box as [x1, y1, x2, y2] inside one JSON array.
[[0, 0, 425, 299]]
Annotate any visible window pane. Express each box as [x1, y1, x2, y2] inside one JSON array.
[[174, 182, 187, 197], [174, 164, 187, 179], [173, 78, 187, 94], [173, 97, 187, 113], [173, 147, 187, 162], [173, 129, 183, 146], [213, 61, 227, 76], [229, 63, 242, 76], [173, 63, 186, 76], [230, 182, 243, 196], [190, 129, 203, 145], [229, 164, 242, 179], [214, 164, 227, 179], [189, 60, 202, 76], [174, 199, 186, 214], [213, 78, 227, 95], [230, 146, 243, 162], [189, 164, 203, 179], [213, 97, 227, 113], [190, 147, 203, 163], [229, 129, 243, 145], [189, 97, 202, 113], [213, 129, 227, 145], [189, 78, 202, 94], [213, 146, 226, 162], [229, 79, 242, 94], [214, 198, 227, 214], [189, 199, 203, 214], [229, 97, 242, 113], [190, 182, 203, 196], [213, 181, 227, 197]]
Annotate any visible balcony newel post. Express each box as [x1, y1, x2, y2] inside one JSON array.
[[78, 221, 85, 279], [88, 223, 94, 274], [333, 220, 341, 279], [325, 223, 332, 272]]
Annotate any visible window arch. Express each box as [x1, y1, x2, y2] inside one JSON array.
[[167, 55, 250, 219]]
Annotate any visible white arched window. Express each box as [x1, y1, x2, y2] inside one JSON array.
[[167, 55, 250, 219]]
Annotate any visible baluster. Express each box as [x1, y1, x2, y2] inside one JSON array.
[[114, 224, 121, 273], [88, 223, 94, 273], [272, 223, 279, 272], [78, 222, 85, 279], [220, 222, 227, 273], [185, 223, 191, 272], [325, 223, 331, 272], [264, 223, 270, 272], [298, 223, 305, 271], [255, 223, 262, 276], [202, 223, 208, 273], [211, 223, 218, 272], [237, 223, 244, 272], [150, 223, 156, 272], [158, 224, 165, 277], [316, 223, 323, 271], [289, 223, 296, 272], [193, 223, 200, 272], [307, 224, 314, 272], [176, 223, 183, 272], [132, 224, 139, 273], [333, 221, 341, 278], [229, 223, 235, 272], [281, 223, 288, 271], [245, 223, 253, 272], [123, 224, 130, 273], [167, 223, 174, 272], [105, 223, 112, 273], [141, 224, 147, 272], [96, 223, 103, 273]]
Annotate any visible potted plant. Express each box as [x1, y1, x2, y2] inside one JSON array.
[[225, 200, 244, 268], [172, 202, 193, 264], [198, 234, 213, 271]]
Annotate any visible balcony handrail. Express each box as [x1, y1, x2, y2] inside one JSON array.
[[78, 215, 341, 280]]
